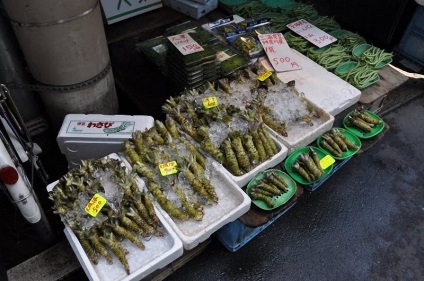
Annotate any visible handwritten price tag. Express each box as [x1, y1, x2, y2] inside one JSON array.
[[167, 33, 204, 55], [84, 193, 107, 217], [287, 19, 337, 48], [202, 96, 218, 109], [320, 154, 335, 170], [159, 161, 178, 176], [257, 70, 272, 81], [258, 33, 301, 72]]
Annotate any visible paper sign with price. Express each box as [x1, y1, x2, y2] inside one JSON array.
[[159, 161, 178, 176], [258, 33, 301, 72], [85, 193, 107, 217], [287, 19, 337, 48], [167, 33, 204, 55], [202, 96, 218, 109]]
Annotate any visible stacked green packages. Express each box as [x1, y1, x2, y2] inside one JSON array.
[[165, 21, 221, 90]]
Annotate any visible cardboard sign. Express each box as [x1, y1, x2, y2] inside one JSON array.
[[100, 0, 163, 25], [167, 33, 204, 55], [258, 33, 301, 72], [287, 19, 337, 48]]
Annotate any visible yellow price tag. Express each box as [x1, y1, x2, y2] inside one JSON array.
[[320, 154, 335, 170], [159, 161, 178, 176], [257, 70, 272, 81], [202, 96, 218, 109], [84, 193, 107, 217]]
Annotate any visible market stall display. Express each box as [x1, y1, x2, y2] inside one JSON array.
[[284, 146, 334, 185], [316, 128, 361, 160], [246, 169, 296, 210], [343, 108, 385, 139], [120, 123, 251, 249], [47, 155, 183, 281]]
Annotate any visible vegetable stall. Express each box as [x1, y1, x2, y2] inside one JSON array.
[[47, 1, 411, 280]]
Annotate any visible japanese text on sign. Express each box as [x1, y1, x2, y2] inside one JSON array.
[[287, 19, 337, 48], [85, 193, 107, 217], [159, 161, 178, 176], [167, 33, 204, 55], [202, 96, 219, 109], [258, 33, 301, 72]]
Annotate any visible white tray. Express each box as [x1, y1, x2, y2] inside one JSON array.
[[217, 134, 288, 187], [266, 101, 335, 154], [121, 156, 251, 250], [260, 50, 361, 116], [46, 154, 184, 281]]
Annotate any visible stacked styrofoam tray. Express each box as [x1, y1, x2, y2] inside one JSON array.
[[175, 123, 288, 187], [260, 49, 362, 116], [217, 134, 288, 187], [267, 102, 335, 154], [46, 154, 184, 281], [123, 158, 251, 250]]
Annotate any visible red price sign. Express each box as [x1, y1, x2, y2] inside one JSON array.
[[287, 19, 337, 48], [258, 33, 301, 72], [167, 33, 204, 55]]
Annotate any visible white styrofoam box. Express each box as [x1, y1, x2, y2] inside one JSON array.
[[121, 156, 251, 250], [260, 49, 362, 116], [100, 0, 163, 25], [163, 0, 218, 20], [152, 161, 251, 250], [267, 102, 335, 154], [46, 154, 184, 281], [176, 123, 288, 188], [218, 134, 288, 187], [57, 114, 154, 168]]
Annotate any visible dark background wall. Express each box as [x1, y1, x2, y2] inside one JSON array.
[[306, 0, 418, 49]]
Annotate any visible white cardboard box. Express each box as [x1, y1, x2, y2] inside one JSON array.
[[57, 114, 154, 167], [100, 0, 163, 24], [163, 0, 218, 19]]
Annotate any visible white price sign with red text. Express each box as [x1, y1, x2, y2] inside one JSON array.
[[258, 33, 301, 72], [287, 19, 337, 48], [167, 33, 204, 55]]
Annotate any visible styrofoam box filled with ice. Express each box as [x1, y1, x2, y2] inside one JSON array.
[[260, 49, 361, 116], [266, 100, 335, 154], [176, 123, 289, 188], [216, 134, 288, 187], [46, 154, 183, 281], [121, 155, 251, 250]]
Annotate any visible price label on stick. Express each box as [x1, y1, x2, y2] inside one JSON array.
[[287, 19, 337, 48], [258, 33, 301, 72], [159, 161, 178, 176], [167, 33, 204, 55], [202, 96, 218, 109], [85, 193, 107, 217]]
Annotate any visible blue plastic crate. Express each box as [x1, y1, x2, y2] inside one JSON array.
[[396, 5, 424, 67], [214, 202, 297, 252]]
